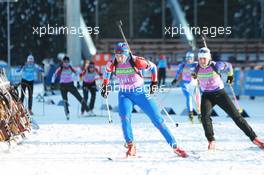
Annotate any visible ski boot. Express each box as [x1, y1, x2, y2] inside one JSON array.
[[126, 142, 136, 157], [188, 112, 194, 124], [253, 138, 264, 149], [173, 147, 188, 158], [28, 109, 34, 116], [65, 114, 70, 120], [89, 110, 96, 116], [63, 100, 70, 120], [80, 108, 86, 116], [80, 111, 85, 117], [81, 100, 89, 113], [198, 114, 202, 123], [208, 141, 216, 150]]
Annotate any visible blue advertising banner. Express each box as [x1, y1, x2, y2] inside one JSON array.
[[233, 70, 240, 95], [243, 70, 264, 96]]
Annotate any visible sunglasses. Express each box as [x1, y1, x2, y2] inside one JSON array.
[[186, 56, 194, 60], [199, 49, 209, 53], [115, 50, 128, 54]]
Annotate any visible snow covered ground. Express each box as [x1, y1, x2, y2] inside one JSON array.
[[1, 84, 264, 175]]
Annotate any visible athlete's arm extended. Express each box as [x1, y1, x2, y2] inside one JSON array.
[[134, 56, 157, 82]]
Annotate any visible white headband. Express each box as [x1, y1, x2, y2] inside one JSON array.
[[198, 52, 211, 59]]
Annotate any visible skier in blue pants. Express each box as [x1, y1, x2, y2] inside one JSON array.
[[101, 42, 187, 157], [118, 89, 176, 147], [172, 51, 201, 123]]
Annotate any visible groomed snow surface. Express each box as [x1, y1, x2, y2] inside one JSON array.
[[1, 84, 264, 175]]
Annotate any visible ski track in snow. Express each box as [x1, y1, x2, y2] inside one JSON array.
[[1, 85, 264, 175]]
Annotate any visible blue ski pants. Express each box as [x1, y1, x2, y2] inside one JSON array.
[[118, 88, 177, 148]]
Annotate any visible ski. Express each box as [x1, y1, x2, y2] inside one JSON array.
[[79, 114, 109, 118], [106, 153, 200, 161], [188, 151, 201, 159], [106, 155, 143, 161]]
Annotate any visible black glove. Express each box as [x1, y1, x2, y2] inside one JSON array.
[[149, 81, 158, 94], [227, 75, 234, 84], [171, 79, 178, 86], [77, 82, 81, 89], [191, 72, 197, 79], [101, 84, 109, 98]]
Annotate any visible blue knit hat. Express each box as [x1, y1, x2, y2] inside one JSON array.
[[115, 42, 129, 56], [185, 51, 194, 60]]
